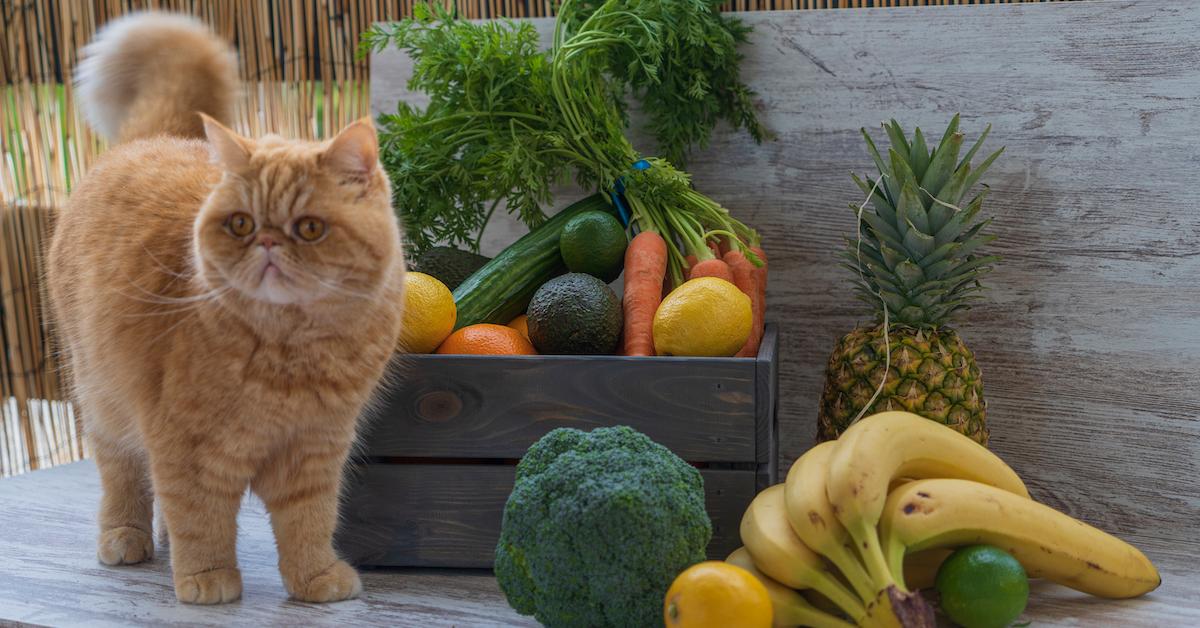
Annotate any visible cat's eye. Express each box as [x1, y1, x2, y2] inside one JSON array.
[[294, 216, 327, 242], [226, 212, 255, 237]]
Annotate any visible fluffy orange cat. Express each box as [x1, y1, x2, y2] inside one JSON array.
[[46, 13, 405, 604]]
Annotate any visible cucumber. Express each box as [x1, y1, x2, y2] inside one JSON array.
[[452, 194, 618, 329]]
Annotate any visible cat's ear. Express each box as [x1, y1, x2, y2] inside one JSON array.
[[199, 113, 252, 173], [322, 118, 378, 179]]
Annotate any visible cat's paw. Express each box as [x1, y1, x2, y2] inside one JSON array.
[[175, 567, 242, 604], [288, 560, 362, 603], [97, 526, 154, 565]]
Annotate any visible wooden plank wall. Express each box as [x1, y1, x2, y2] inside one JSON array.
[[371, 0, 1200, 581]]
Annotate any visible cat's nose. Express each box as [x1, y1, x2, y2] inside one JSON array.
[[257, 234, 278, 249]]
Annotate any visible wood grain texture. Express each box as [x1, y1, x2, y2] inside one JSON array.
[[3, 461, 1196, 626], [0, 461, 536, 627], [371, 0, 1200, 596], [336, 465, 755, 567], [366, 346, 766, 462]]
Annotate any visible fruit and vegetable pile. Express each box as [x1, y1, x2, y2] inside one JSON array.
[[494, 414, 1160, 628], [366, 0, 771, 359], [475, 114, 1158, 626], [366, 1, 1166, 625], [399, 196, 768, 357]]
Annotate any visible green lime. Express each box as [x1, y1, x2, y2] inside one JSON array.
[[558, 210, 627, 283], [935, 545, 1029, 628]]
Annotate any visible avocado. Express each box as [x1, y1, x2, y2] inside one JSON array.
[[411, 246, 492, 291], [527, 273, 623, 355]]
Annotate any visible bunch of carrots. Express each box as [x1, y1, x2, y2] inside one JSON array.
[[622, 230, 768, 358]]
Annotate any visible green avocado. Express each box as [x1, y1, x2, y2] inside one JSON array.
[[411, 246, 492, 290], [526, 273, 623, 355]]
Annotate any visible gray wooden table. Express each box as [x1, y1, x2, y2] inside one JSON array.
[[0, 461, 534, 627], [0, 460, 1196, 626]]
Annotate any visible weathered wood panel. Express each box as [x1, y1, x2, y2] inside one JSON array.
[[364, 348, 762, 462], [0, 461, 538, 627], [371, 1, 1200, 590], [336, 465, 755, 568]]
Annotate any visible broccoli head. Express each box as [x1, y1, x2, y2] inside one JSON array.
[[495, 425, 712, 627]]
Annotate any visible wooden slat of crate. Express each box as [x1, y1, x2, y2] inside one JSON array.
[[362, 325, 779, 464], [336, 465, 755, 568]]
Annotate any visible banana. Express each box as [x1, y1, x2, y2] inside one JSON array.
[[727, 548, 856, 628], [784, 441, 877, 603], [880, 479, 1161, 598], [825, 411, 1029, 586], [901, 549, 952, 591], [741, 485, 867, 621]]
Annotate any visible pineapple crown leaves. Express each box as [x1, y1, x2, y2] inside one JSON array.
[[845, 114, 1004, 328]]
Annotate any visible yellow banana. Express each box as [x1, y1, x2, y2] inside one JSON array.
[[726, 548, 855, 628], [741, 485, 867, 621], [901, 549, 952, 591], [784, 441, 877, 603], [880, 479, 1160, 598], [826, 411, 1029, 586]]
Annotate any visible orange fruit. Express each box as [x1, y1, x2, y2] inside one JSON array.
[[507, 314, 530, 340], [664, 561, 772, 628], [435, 323, 537, 355]]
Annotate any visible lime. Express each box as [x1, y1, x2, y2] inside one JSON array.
[[558, 210, 627, 283], [935, 545, 1029, 628]]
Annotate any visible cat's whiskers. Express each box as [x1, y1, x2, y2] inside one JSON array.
[[116, 280, 231, 306]]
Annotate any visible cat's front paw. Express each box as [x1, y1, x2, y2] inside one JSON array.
[[175, 567, 242, 604], [288, 560, 362, 603], [97, 526, 154, 565]]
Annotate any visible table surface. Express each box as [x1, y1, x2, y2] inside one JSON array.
[[0, 461, 1194, 627]]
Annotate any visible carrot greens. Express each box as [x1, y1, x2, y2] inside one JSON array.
[[362, 0, 766, 288]]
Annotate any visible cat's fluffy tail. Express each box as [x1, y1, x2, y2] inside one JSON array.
[[75, 12, 238, 143]]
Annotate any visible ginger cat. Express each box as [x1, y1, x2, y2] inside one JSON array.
[[46, 13, 405, 604]]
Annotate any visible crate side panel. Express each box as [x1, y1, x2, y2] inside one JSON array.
[[364, 356, 758, 462], [337, 464, 757, 568]]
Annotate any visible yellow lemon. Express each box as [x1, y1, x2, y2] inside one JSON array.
[[398, 272, 456, 353], [664, 561, 773, 628], [653, 277, 751, 357]]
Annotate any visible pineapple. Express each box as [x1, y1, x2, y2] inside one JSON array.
[[818, 116, 1002, 445]]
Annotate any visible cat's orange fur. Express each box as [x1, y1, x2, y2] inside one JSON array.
[[46, 13, 405, 604]]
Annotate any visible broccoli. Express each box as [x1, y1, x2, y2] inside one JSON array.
[[495, 426, 712, 627]]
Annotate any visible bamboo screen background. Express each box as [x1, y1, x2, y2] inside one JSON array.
[[0, 0, 1061, 477]]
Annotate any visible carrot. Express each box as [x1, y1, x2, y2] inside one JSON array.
[[707, 240, 723, 260], [688, 258, 734, 283], [684, 254, 699, 273], [622, 231, 668, 356], [733, 246, 768, 357], [716, 235, 733, 256]]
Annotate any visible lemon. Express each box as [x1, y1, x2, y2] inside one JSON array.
[[398, 272, 456, 353], [664, 561, 772, 628], [653, 277, 752, 357]]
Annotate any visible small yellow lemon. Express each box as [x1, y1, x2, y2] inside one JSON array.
[[398, 272, 456, 353], [653, 277, 751, 357], [664, 561, 773, 628]]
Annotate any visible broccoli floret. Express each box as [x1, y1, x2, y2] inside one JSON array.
[[495, 426, 712, 627]]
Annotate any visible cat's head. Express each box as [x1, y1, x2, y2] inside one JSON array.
[[193, 116, 401, 308]]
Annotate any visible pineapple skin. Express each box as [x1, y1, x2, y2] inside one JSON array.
[[817, 324, 988, 445]]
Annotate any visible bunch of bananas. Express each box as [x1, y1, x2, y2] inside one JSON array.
[[730, 411, 1160, 627]]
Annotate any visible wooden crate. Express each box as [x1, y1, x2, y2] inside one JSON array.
[[334, 325, 779, 568]]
